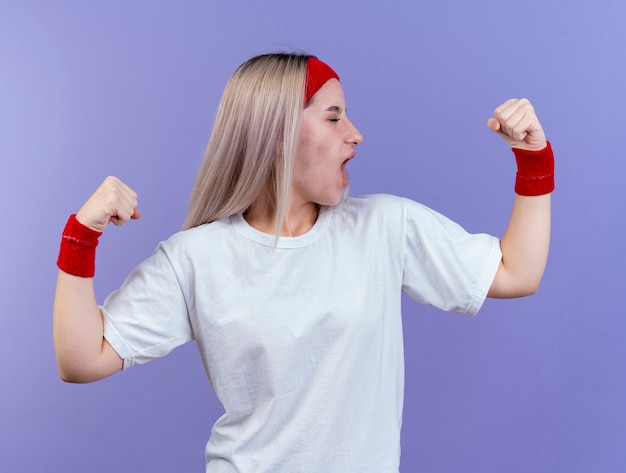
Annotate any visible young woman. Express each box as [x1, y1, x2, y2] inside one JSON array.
[[53, 53, 554, 472]]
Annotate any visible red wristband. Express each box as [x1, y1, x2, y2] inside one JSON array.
[[57, 214, 102, 278], [513, 141, 555, 196]]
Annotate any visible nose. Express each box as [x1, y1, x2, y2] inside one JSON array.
[[346, 118, 363, 146]]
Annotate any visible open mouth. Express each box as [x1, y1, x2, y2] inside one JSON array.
[[341, 152, 355, 187]]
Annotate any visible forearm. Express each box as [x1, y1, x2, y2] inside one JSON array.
[[53, 271, 122, 382], [488, 193, 551, 298]]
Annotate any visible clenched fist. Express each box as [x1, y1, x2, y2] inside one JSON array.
[[75, 176, 140, 233], [487, 98, 547, 151]]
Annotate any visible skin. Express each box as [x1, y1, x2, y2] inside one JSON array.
[[53, 84, 550, 383]]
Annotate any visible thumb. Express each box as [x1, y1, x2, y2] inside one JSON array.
[[486, 117, 501, 133], [131, 208, 141, 220]]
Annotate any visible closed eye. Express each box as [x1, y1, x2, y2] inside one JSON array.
[[325, 105, 345, 123]]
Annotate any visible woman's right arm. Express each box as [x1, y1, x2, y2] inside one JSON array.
[[53, 272, 123, 383], [53, 176, 140, 383]]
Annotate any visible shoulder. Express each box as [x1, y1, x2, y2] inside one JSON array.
[[158, 218, 233, 258], [328, 194, 440, 242], [342, 194, 472, 241], [342, 193, 436, 221], [344, 193, 406, 214]]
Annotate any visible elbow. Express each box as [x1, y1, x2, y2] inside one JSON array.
[[53, 335, 122, 383], [57, 364, 92, 384], [519, 281, 541, 297], [518, 270, 546, 297], [488, 266, 544, 299], [58, 370, 106, 384], [58, 371, 87, 384], [56, 358, 107, 384], [510, 277, 543, 298]]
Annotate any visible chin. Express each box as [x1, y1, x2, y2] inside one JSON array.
[[322, 189, 348, 207]]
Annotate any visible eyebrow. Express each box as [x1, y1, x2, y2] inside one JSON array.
[[325, 105, 344, 113]]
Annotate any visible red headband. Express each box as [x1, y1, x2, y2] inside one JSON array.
[[304, 57, 340, 105]]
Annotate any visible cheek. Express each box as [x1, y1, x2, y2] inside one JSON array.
[[297, 128, 323, 157], [294, 126, 337, 181], [295, 135, 324, 174]]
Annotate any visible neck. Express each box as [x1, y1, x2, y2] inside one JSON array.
[[244, 195, 319, 237]]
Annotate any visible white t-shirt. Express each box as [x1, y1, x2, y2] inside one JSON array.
[[102, 194, 502, 473]]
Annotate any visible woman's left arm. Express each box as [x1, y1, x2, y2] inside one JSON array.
[[486, 98, 553, 298]]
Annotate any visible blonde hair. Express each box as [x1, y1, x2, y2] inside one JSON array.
[[183, 53, 311, 236]]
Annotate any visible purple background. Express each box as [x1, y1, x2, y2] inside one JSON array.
[[1, 1, 625, 471]]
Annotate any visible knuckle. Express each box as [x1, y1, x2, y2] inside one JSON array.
[[520, 98, 534, 111], [103, 186, 119, 200]]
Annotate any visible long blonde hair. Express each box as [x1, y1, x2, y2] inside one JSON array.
[[183, 53, 311, 236]]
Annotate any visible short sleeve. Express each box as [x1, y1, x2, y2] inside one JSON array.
[[401, 199, 502, 315], [102, 243, 194, 369]]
